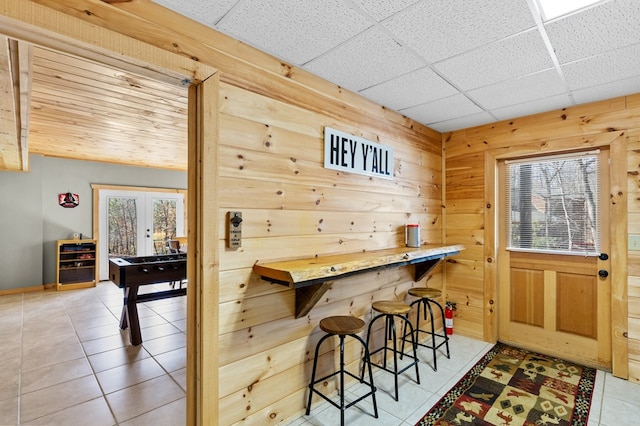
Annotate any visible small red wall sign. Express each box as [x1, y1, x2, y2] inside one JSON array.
[[59, 192, 79, 208]]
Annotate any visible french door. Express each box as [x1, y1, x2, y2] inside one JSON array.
[[98, 189, 185, 281], [497, 149, 612, 369]]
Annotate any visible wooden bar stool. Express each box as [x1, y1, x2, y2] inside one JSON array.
[[306, 316, 378, 425], [401, 287, 450, 371], [362, 301, 420, 401]]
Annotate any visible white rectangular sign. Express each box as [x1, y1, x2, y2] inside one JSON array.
[[323, 127, 393, 180]]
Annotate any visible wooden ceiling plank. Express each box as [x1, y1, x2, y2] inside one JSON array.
[[31, 66, 188, 112], [35, 47, 187, 96], [31, 90, 187, 126], [18, 40, 32, 170], [0, 35, 25, 171], [33, 53, 188, 105]]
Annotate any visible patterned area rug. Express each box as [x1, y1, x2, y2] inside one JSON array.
[[416, 342, 596, 425]]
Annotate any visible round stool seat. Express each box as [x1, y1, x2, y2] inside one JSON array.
[[408, 287, 442, 299], [372, 300, 411, 315], [319, 316, 365, 335]]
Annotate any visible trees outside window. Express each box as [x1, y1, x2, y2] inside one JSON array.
[[506, 151, 599, 255]]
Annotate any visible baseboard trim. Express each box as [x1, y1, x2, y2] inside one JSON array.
[[0, 284, 52, 296]]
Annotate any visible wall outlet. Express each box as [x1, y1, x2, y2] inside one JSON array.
[[630, 235, 640, 251]]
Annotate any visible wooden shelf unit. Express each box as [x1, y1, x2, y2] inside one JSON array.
[[253, 244, 464, 318], [56, 239, 97, 290]]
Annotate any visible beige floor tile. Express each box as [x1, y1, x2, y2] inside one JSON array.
[[96, 357, 165, 394], [147, 301, 186, 315], [68, 305, 117, 323], [20, 306, 66, 318], [154, 347, 187, 373], [0, 293, 22, 308], [106, 374, 185, 423], [0, 314, 22, 338], [136, 314, 170, 328], [120, 396, 186, 426], [76, 323, 124, 342], [0, 396, 18, 425], [20, 376, 102, 423], [88, 344, 151, 373], [135, 305, 157, 317], [21, 357, 93, 394], [22, 311, 71, 328], [172, 318, 187, 332], [0, 359, 20, 401], [22, 293, 62, 305], [158, 309, 186, 322], [0, 333, 21, 358], [142, 332, 186, 356], [22, 318, 76, 342], [170, 368, 187, 392], [63, 300, 109, 314], [82, 332, 129, 356], [21, 333, 86, 372], [21, 397, 116, 426], [70, 312, 120, 331], [140, 322, 182, 341]]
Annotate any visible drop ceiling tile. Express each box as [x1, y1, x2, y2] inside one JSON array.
[[350, 0, 421, 21], [359, 67, 458, 110], [304, 27, 424, 92], [216, 0, 372, 65], [468, 68, 566, 110], [572, 75, 640, 105], [428, 111, 495, 133], [545, 0, 640, 64], [151, 0, 237, 27], [562, 43, 640, 90], [491, 93, 572, 121], [399, 94, 483, 125], [383, 0, 536, 63], [434, 30, 553, 91]]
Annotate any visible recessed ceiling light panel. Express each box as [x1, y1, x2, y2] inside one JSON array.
[[537, 0, 603, 20]]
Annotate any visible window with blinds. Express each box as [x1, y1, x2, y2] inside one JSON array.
[[505, 151, 600, 255]]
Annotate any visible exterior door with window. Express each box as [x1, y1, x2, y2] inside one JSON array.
[[498, 150, 611, 369], [98, 189, 185, 281]]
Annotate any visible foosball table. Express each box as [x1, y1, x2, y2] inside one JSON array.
[[109, 253, 187, 345]]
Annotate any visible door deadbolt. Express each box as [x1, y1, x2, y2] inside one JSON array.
[[598, 270, 609, 278]]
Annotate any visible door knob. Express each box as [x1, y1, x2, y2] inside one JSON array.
[[599, 253, 609, 261], [598, 270, 608, 278]]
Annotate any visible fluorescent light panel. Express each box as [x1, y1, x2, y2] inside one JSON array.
[[537, 0, 602, 20]]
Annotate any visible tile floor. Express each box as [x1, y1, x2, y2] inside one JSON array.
[[293, 335, 640, 426], [1, 281, 639, 425], [0, 281, 186, 425]]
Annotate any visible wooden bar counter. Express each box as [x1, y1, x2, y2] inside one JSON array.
[[253, 244, 463, 318]]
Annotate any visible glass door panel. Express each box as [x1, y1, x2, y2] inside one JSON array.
[[99, 189, 184, 281]]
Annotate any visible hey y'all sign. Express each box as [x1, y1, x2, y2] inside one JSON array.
[[323, 127, 393, 180]]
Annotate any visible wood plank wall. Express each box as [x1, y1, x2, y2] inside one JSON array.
[[216, 82, 444, 424], [443, 94, 640, 380], [2, 1, 447, 423], [628, 122, 640, 383]]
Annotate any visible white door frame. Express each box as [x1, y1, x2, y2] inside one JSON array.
[[93, 185, 186, 281]]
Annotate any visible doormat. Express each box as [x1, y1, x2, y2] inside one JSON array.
[[416, 342, 596, 425]]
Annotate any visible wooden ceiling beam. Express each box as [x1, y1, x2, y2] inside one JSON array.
[[0, 36, 31, 171], [18, 40, 33, 170]]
